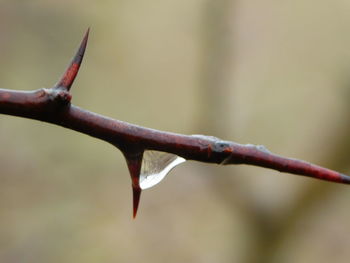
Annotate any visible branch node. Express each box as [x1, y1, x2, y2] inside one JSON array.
[[43, 88, 72, 105]]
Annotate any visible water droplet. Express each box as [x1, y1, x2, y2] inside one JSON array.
[[140, 150, 186, 190]]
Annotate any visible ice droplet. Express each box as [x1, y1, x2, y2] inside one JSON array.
[[140, 151, 186, 190]]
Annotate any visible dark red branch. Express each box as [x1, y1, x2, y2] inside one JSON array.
[[1, 80, 349, 184], [0, 30, 349, 217]]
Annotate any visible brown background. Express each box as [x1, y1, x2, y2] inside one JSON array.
[[1, 1, 350, 262]]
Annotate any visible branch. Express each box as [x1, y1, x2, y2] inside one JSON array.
[[1, 29, 349, 217]]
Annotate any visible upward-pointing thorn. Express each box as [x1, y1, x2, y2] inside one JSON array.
[[54, 28, 90, 91]]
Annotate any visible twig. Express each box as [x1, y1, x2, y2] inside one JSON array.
[[0, 29, 349, 217]]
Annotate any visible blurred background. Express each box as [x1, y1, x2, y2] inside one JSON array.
[[1, 0, 350, 262]]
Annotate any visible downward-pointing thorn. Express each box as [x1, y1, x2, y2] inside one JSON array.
[[54, 28, 90, 91], [123, 150, 144, 219], [132, 186, 142, 219]]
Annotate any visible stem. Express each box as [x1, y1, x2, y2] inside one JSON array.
[[0, 87, 349, 185], [0, 29, 349, 198]]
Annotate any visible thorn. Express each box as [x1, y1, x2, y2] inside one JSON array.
[[132, 186, 142, 219], [123, 150, 144, 219], [54, 28, 90, 91]]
